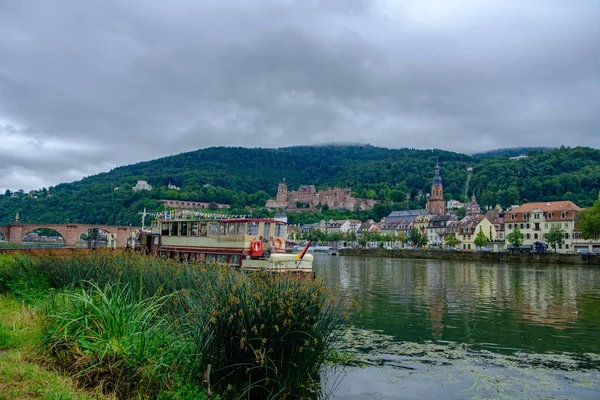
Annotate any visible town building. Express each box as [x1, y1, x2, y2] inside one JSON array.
[[465, 194, 482, 216], [444, 220, 460, 246], [265, 182, 376, 211], [413, 215, 431, 236], [446, 199, 464, 209], [132, 180, 152, 191], [427, 215, 455, 247], [504, 201, 580, 253], [385, 209, 428, 223], [426, 162, 446, 216], [167, 182, 180, 191], [457, 215, 497, 251]]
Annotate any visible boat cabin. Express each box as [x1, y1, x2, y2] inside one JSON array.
[[141, 218, 288, 265]]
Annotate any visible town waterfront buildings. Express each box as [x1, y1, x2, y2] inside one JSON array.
[[289, 161, 598, 254]]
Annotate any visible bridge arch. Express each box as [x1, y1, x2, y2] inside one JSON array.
[[77, 228, 117, 248], [21, 227, 66, 247]]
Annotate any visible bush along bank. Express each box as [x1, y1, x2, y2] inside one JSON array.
[[0, 252, 349, 399]]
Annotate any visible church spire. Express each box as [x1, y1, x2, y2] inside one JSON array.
[[432, 161, 442, 187]]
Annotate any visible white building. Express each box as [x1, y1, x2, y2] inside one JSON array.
[[446, 199, 464, 209], [504, 201, 579, 253], [132, 180, 152, 191]]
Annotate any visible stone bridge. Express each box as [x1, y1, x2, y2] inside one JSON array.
[[0, 221, 141, 248]]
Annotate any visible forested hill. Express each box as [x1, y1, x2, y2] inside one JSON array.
[[472, 147, 554, 158], [1, 145, 600, 226]]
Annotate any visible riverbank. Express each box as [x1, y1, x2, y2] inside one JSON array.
[[339, 248, 600, 264], [0, 252, 347, 399]]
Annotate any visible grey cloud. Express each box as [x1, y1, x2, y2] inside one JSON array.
[[0, 0, 599, 191]]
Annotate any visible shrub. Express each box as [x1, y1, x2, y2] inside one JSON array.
[[183, 267, 347, 398]]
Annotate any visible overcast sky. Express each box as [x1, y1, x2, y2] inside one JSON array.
[[1, 0, 599, 192]]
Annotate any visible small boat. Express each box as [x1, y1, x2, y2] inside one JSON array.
[[136, 216, 313, 273], [309, 245, 331, 253]]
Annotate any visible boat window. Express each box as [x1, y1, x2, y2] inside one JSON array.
[[228, 223, 236, 236], [247, 222, 259, 235], [190, 222, 198, 236], [275, 224, 286, 237], [219, 224, 226, 235], [200, 223, 207, 236], [229, 255, 240, 266], [162, 223, 170, 236], [217, 254, 228, 264], [263, 223, 271, 239], [206, 254, 216, 263], [170, 223, 178, 236], [181, 222, 188, 236], [208, 223, 218, 236], [195, 253, 205, 261], [237, 223, 245, 235]]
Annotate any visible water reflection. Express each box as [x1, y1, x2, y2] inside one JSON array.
[[315, 255, 600, 354]]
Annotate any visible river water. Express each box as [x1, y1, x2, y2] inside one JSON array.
[[315, 254, 600, 399]]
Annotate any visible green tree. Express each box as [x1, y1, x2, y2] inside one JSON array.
[[397, 232, 408, 247], [474, 228, 490, 248], [545, 225, 565, 252], [507, 226, 524, 249], [577, 199, 600, 240], [455, 207, 466, 219], [444, 234, 460, 248], [409, 228, 422, 247], [418, 233, 429, 248]]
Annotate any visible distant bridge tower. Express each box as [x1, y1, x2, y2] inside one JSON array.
[[464, 167, 473, 200]]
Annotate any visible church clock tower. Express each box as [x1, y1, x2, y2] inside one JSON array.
[[427, 162, 446, 216]]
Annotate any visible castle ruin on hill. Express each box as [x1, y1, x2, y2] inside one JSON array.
[[265, 182, 377, 212]]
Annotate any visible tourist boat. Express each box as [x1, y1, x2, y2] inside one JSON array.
[[136, 215, 313, 273]]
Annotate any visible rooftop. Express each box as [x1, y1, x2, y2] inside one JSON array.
[[507, 201, 581, 214]]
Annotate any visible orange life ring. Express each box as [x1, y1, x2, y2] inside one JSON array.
[[272, 237, 284, 250], [251, 239, 263, 253]]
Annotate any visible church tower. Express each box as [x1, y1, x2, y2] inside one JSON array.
[[427, 162, 446, 215]]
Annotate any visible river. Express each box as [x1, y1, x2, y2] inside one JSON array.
[[315, 254, 600, 399]]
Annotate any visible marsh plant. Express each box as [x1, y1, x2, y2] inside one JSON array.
[[43, 282, 182, 398], [2, 252, 348, 398]]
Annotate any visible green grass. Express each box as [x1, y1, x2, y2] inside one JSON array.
[[0, 295, 97, 400]]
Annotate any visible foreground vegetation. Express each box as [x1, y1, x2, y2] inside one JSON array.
[[0, 252, 347, 399]]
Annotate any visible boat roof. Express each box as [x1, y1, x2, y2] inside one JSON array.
[[219, 218, 286, 224], [159, 217, 286, 224]]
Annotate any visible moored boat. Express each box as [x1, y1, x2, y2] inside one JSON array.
[[136, 215, 313, 273]]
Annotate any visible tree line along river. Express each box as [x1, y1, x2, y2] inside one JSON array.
[[314, 254, 600, 399]]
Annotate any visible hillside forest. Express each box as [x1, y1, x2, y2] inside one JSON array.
[[1, 145, 599, 227]]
